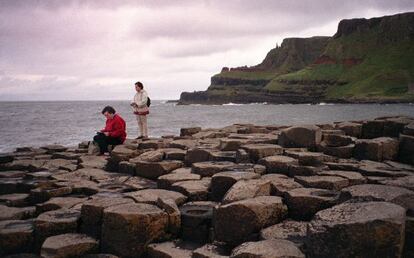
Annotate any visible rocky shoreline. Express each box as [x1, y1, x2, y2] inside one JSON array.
[[1, 115, 414, 257]]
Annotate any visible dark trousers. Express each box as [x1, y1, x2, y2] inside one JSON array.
[[93, 133, 122, 154]]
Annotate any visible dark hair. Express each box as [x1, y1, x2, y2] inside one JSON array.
[[101, 106, 116, 114], [135, 81, 144, 89]]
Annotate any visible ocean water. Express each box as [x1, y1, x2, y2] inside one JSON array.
[[0, 100, 413, 152]]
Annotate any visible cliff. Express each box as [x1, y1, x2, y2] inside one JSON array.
[[179, 12, 414, 104]]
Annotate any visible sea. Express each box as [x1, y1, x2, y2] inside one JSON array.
[[0, 100, 413, 153]]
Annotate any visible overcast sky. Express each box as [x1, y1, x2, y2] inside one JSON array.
[[0, 0, 413, 101]]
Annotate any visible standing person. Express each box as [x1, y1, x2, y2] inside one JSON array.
[[93, 106, 126, 155], [131, 81, 149, 139]]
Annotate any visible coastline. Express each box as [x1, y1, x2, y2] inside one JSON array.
[[0, 115, 413, 257]]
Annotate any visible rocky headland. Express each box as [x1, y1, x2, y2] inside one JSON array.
[[1, 115, 414, 257], [179, 12, 414, 105]]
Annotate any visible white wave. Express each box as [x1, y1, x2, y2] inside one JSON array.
[[223, 102, 243, 106]]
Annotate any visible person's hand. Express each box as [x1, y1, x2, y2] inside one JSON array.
[[104, 132, 110, 136]]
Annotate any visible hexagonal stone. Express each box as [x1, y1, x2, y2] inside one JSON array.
[[135, 160, 183, 179], [0, 205, 36, 221], [294, 175, 349, 190], [307, 202, 406, 258], [317, 170, 366, 185], [34, 209, 81, 250], [171, 178, 211, 201], [382, 176, 414, 191], [0, 171, 26, 179], [261, 174, 302, 196], [240, 144, 283, 162], [41, 145, 68, 154], [211, 171, 260, 201], [79, 155, 108, 169], [336, 122, 362, 138], [285, 188, 339, 220], [318, 142, 355, 159], [157, 171, 201, 190], [260, 219, 307, 245], [41, 233, 98, 258], [258, 155, 297, 175], [323, 134, 354, 147], [29, 185, 73, 204], [80, 195, 134, 238], [181, 127, 202, 136], [214, 196, 287, 245], [340, 184, 414, 214], [354, 137, 399, 161], [169, 139, 198, 150], [0, 220, 34, 255], [278, 125, 322, 150], [180, 201, 217, 243], [0, 193, 29, 207], [219, 138, 250, 151], [185, 147, 214, 165], [288, 164, 324, 177], [156, 198, 181, 235], [222, 179, 272, 204], [130, 150, 164, 163], [192, 244, 230, 258], [192, 161, 236, 177], [147, 241, 196, 258], [230, 239, 304, 258], [399, 134, 414, 165], [36, 197, 86, 213], [101, 203, 169, 257], [125, 189, 187, 206]]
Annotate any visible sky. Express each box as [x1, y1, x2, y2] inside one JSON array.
[[1, 0, 414, 101]]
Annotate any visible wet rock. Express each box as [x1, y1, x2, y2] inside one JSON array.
[[361, 120, 387, 139], [101, 202, 169, 258], [317, 170, 366, 185], [222, 179, 271, 204], [138, 139, 169, 149], [157, 170, 201, 190], [208, 151, 236, 162], [285, 188, 339, 220], [260, 219, 307, 246], [171, 178, 211, 201], [278, 125, 322, 150], [211, 171, 260, 201], [258, 155, 297, 175], [125, 189, 187, 206], [340, 184, 414, 214], [230, 239, 305, 258], [0, 193, 29, 207], [307, 202, 406, 258], [192, 161, 236, 177], [181, 127, 202, 136], [399, 134, 414, 165], [147, 241, 196, 258], [135, 160, 183, 179], [261, 174, 302, 196], [0, 205, 36, 221], [214, 196, 287, 245], [294, 175, 349, 190], [180, 201, 217, 243], [240, 144, 283, 162], [80, 195, 134, 238], [40, 233, 98, 258], [0, 220, 34, 255], [41, 145, 67, 154], [1, 159, 46, 172], [34, 208, 81, 250]]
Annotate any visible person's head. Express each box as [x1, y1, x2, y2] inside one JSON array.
[[101, 106, 116, 119], [135, 81, 144, 92]]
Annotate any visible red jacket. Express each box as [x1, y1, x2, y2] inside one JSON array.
[[101, 114, 127, 143]]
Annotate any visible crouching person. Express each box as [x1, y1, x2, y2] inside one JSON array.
[[93, 106, 126, 155]]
